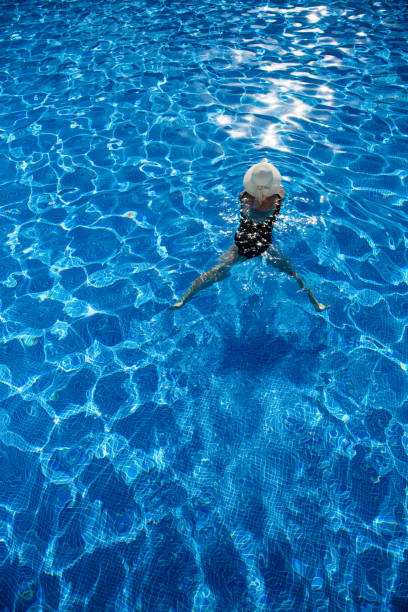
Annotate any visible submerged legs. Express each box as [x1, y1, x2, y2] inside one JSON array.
[[171, 243, 330, 312], [171, 244, 246, 308], [265, 245, 330, 312]]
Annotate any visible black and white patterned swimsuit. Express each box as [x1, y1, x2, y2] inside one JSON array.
[[234, 194, 281, 259]]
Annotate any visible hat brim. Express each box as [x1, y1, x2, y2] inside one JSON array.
[[243, 164, 281, 198]]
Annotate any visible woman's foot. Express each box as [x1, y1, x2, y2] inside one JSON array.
[[170, 299, 184, 309], [314, 302, 331, 312], [303, 286, 330, 312]]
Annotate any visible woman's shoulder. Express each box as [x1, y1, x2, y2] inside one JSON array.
[[240, 190, 252, 201], [238, 190, 284, 221], [239, 189, 285, 203]]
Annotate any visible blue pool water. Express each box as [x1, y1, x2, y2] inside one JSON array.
[[0, 0, 407, 609]]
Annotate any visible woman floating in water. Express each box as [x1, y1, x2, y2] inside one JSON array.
[[172, 161, 329, 312]]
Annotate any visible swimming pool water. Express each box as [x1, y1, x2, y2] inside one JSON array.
[[0, 0, 407, 609]]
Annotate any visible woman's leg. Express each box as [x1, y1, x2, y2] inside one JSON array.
[[265, 245, 330, 312], [171, 244, 246, 308]]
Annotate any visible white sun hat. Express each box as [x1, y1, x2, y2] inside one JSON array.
[[243, 162, 281, 200]]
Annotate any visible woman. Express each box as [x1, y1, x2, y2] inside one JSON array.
[[172, 161, 329, 312]]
